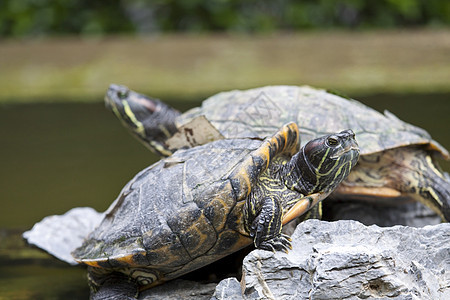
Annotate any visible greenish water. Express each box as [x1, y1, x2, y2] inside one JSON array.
[[0, 93, 449, 299], [0, 100, 198, 229]]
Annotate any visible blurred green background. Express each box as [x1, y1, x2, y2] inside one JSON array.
[[2, 0, 450, 36], [1, 0, 450, 102], [1, 0, 450, 101], [0, 1, 449, 299]]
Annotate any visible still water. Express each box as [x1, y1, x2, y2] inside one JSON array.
[[0, 93, 449, 299]]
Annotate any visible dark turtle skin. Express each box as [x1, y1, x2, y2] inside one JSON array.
[[105, 84, 450, 222], [72, 123, 359, 299]]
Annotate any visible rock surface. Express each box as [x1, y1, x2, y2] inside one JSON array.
[[22, 208, 448, 299], [211, 278, 244, 300], [215, 219, 450, 300], [23, 207, 103, 265], [140, 279, 216, 300]]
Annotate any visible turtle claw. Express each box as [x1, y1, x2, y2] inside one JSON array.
[[258, 234, 292, 253], [251, 213, 270, 247]]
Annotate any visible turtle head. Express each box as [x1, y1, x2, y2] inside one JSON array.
[[104, 84, 180, 156], [287, 129, 360, 194]]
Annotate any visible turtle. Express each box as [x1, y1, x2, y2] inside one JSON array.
[[105, 84, 450, 222], [61, 123, 359, 299]]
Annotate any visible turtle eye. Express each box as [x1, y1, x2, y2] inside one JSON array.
[[327, 137, 339, 147], [117, 90, 129, 99]]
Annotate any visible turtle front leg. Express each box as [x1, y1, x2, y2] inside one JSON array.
[[248, 197, 292, 253]]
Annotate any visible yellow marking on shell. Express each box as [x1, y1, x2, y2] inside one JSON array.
[[277, 126, 287, 151], [217, 229, 253, 252], [184, 215, 211, 254], [237, 168, 252, 198], [252, 123, 299, 171], [140, 242, 184, 268], [232, 201, 250, 236], [207, 197, 231, 231], [426, 142, 450, 159], [116, 253, 146, 266], [255, 142, 272, 170], [122, 100, 146, 137], [80, 260, 102, 268], [277, 123, 300, 155], [78, 251, 148, 268]]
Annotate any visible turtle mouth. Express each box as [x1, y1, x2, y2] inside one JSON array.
[[330, 141, 360, 159]]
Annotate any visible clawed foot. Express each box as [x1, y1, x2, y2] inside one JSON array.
[[258, 234, 292, 253], [250, 201, 281, 245], [249, 197, 292, 253], [247, 196, 293, 253]]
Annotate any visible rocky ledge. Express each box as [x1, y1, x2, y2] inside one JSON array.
[[22, 205, 449, 299], [143, 219, 449, 300]]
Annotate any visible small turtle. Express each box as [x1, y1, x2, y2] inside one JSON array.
[[64, 123, 357, 299], [105, 85, 450, 222]]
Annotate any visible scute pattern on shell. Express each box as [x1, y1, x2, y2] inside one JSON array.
[[72, 138, 263, 266], [179, 86, 447, 157]]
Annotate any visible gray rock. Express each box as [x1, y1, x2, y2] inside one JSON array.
[[23, 207, 448, 300], [211, 277, 244, 300], [218, 219, 450, 300], [140, 279, 216, 300], [23, 207, 103, 265]]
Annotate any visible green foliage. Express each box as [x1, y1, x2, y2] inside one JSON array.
[[0, 0, 134, 37], [1, 0, 449, 37]]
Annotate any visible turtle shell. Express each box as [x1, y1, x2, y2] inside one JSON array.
[[72, 123, 300, 286], [177, 86, 448, 158]]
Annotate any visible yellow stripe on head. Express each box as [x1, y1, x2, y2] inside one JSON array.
[[122, 100, 146, 138]]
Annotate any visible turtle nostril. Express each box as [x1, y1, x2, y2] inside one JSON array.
[[344, 129, 355, 139]]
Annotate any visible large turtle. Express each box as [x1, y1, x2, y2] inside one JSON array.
[[105, 84, 450, 222], [57, 123, 358, 299]]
